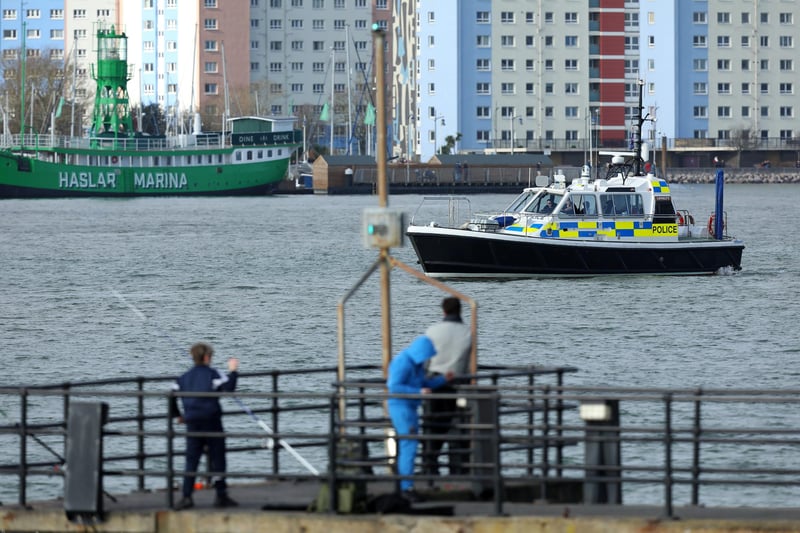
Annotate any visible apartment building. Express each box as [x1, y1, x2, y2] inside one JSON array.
[[3, 0, 798, 164]]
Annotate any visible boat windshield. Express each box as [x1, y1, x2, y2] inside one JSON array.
[[523, 191, 562, 214], [504, 190, 538, 213]]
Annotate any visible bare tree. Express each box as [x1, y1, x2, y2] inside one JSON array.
[[730, 127, 758, 168], [0, 49, 90, 136]]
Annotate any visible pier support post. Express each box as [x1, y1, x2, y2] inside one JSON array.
[[64, 401, 109, 523], [581, 399, 621, 504]]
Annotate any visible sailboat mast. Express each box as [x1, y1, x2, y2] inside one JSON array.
[[20, 18, 26, 144], [345, 25, 352, 155], [329, 47, 334, 154]]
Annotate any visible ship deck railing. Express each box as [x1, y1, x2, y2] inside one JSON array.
[[1, 132, 238, 152], [2, 363, 799, 517]]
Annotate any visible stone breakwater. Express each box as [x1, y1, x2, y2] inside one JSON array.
[[667, 168, 800, 184]]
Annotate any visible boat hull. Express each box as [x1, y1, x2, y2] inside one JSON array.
[[0, 150, 290, 198], [407, 226, 745, 277]]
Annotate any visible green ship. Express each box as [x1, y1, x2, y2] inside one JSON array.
[[0, 25, 300, 198]]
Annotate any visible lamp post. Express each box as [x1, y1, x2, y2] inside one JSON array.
[[433, 114, 445, 154]]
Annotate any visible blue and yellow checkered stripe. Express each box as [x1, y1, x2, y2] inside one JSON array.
[[504, 219, 677, 239], [651, 179, 670, 194]]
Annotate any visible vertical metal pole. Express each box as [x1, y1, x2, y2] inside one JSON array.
[[556, 370, 565, 476], [19, 388, 28, 507], [166, 395, 175, 509], [663, 393, 674, 519], [692, 388, 702, 505], [328, 396, 339, 514], [271, 372, 280, 474], [491, 392, 503, 516], [137, 377, 145, 491], [540, 386, 550, 501], [373, 26, 392, 377]]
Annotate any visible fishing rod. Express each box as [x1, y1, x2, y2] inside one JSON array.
[[111, 289, 320, 476], [0, 406, 118, 502]]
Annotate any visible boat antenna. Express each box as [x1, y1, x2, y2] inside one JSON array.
[[632, 78, 650, 178]]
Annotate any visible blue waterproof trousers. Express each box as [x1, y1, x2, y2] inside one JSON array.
[[388, 399, 419, 492]]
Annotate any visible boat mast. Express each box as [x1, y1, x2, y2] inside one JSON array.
[[20, 17, 26, 145], [329, 47, 335, 154], [345, 24, 352, 155], [632, 78, 646, 176], [90, 24, 134, 145]]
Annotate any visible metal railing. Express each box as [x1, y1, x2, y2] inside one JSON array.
[[2, 365, 800, 517]]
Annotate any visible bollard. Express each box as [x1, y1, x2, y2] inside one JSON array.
[[469, 391, 499, 498], [64, 401, 109, 523], [581, 399, 621, 504]]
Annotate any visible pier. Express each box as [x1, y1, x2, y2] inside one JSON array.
[[3, 364, 800, 532]]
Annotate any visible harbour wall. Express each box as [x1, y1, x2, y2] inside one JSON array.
[[6, 508, 800, 533]]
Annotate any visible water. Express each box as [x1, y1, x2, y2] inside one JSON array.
[[1, 183, 798, 504]]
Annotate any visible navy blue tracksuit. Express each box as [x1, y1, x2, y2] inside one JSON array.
[[171, 364, 237, 498]]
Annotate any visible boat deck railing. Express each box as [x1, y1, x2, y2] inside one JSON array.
[[2, 364, 799, 516], [0, 132, 228, 152]]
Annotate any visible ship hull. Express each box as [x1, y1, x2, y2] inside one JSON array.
[[407, 226, 745, 277], [0, 149, 290, 198]]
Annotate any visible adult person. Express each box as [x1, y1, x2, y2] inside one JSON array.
[[540, 197, 555, 214], [423, 297, 472, 477], [170, 342, 239, 510], [387, 336, 452, 502], [560, 198, 575, 215]]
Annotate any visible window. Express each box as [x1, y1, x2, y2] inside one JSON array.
[[204, 83, 218, 94], [693, 12, 706, 24], [625, 36, 639, 50], [50, 29, 63, 39], [476, 82, 489, 95], [476, 11, 489, 23], [760, 83, 769, 94], [565, 12, 577, 24], [73, 9, 86, 18], [312, 83, 324, 94], [741, 12, 750, 24], [204, 40, 218, 51], [760, 12, 768, 24], [780, 83, 793, 94], [565, 83, 578, 94], [760, 36, 769, 47], [565, 36, 577, 47], [526, 83, 534, 95], [693, 82, 707, 94], [717, 59, 730, 71], [501, 35, 515, 47], [741, 36, 750, 47], [500, 11, 514, 23], [526, 59, 535, 71], [476, 59, 490, 71], [780, 59, 793, 71], [624, 59, 638, 74], [780, 12, 793, 24], [269, 62, 282, 72], [334, 19, 346, 30], [760, 59, 769, 70], [761, 106, 769, 118], [270, 19, 282, 29], [476, 35, 489, 47], [525, 36, 534, 47], [648, 35, 655, 47], [544, 107, 554, 118], [313, 41, 324, 51], [428, 83, 435, 94], [693, 106, 707, 118], [501, 82, 515, 95], [741, 83, 750, 94], [545, 83, 554, 94], [50, 9, 64, 19], [565, 130, 579, 141], [250, 62, 259, 71], [500, 59, 515, 71], [624, 12, 638, 28], [545, 36, 553, 47], [565, 107, 578, 118], [717, 83, 731, 94], [291, 19, 303, 28], [741, 59, 750, 71], [740, 106, 750, 118], [544, 12, 553, 24], [312, 19, 324, 30], [780, 36, 793, 48], [693, 35, 707, 47], [717, 36, 730, 47], [780, 130, 793, 140], [565, 59, 578, 71], [312, 62, 324, 72], [648, 59, 655, 71], [717, 12, 730, 24], [780, 107, 793, 118], [476, 107, 490, 118], [270, 41, 282, 51], [477, 131, 490, 143], [291, 41, 303, 51], [545, 59, 553, 71]]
